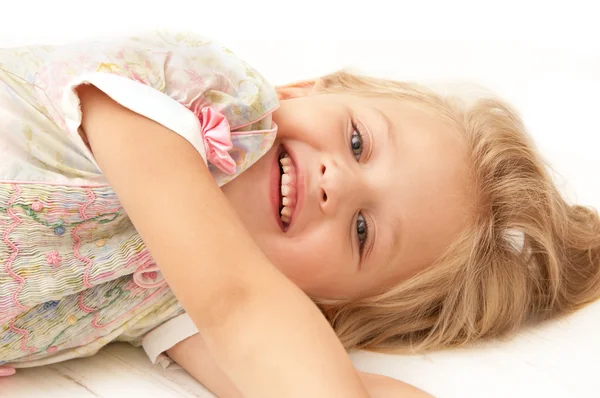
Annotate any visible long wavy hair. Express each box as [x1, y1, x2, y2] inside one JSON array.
[[299, 71, 600, 353]]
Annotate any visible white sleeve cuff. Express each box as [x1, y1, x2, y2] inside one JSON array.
[[61, 72, 207, 172], [141, 313, 199, 370]]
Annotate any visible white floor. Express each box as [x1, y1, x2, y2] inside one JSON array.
[[2, 299, 600, 398], [0, 344, 214, 398]]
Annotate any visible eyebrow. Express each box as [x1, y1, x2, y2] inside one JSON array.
[[388, 213, 403, 265], [365, 190, 403, 272], [377, 108, 396, 148], [377, 108, 403, 267]]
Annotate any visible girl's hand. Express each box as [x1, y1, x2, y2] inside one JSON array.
[[77, 85, 370, 398], [168, 333, 434, 398]]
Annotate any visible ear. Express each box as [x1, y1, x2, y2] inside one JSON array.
[[276, 79, 318, 100]]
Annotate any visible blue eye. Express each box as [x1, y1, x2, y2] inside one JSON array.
[[356, 213, 368, 252], [350, 127, 363, 161]]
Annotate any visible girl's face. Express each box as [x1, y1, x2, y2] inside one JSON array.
[[222, 92, 472, 299]]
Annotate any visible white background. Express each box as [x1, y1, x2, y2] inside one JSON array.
[[1, 1, 599, 397], [2, 0, 597, 205]]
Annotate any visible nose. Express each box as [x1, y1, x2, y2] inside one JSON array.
[[318, 157, 358, 216]]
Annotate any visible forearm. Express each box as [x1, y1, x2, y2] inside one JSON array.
[[79, 85, 369, 398], [167, 335, 244, 398], [169, 334, 434, 398], [359, 373, 435, 398]]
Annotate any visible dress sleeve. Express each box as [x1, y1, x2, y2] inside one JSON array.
[[141, 313, 199, 370], [59, 72, 207, 171], [31, 30, 278, 175]]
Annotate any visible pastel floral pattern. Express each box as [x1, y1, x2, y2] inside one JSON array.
[[31, 202, 44, 212], [45, 251, 62, 266], [0, 30, 279, 369], [43, 301, 60, 310]]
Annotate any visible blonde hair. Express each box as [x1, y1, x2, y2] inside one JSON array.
[[308, 71, 600, 353]]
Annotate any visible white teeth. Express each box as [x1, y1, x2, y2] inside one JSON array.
[[280, 156, 291, 166], [278, 152, 297, 227]]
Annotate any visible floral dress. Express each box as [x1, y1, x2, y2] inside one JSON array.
[[0, 30, 279, 374]]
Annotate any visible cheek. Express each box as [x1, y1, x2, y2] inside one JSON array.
[[264, 234, 342, 286], [274, 102, 332, 148]]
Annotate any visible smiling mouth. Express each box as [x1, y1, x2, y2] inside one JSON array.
[[278, 149, 298, 230]]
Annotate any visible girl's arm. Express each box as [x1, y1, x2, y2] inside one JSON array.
[[168, 333, 435, 398], [77, 85, 370, 398]]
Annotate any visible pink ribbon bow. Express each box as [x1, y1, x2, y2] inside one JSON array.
[[199, 107, 236, 175]]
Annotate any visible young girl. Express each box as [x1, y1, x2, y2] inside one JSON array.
[[1, 30, 599, 397]]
